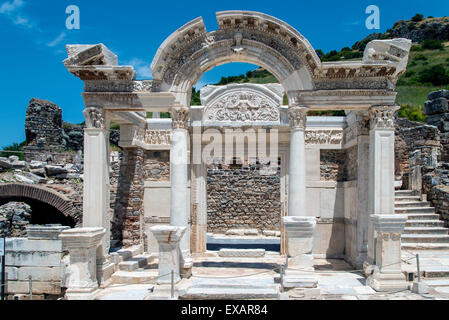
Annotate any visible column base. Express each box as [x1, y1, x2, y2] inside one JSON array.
[[367, 269, 409, 292], [65, 286, 100, 300], [282, 269, 318, 289]]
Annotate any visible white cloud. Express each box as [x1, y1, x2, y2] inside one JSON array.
[[0, 0, 33, 28], [125, 58, 152, 79], [47, 32, 66, 47], [0, 0, 23, 14]]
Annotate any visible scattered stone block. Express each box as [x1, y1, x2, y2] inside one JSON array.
[[424, 98, 449, 116], [14, 174, 35, 184], [428, 90, 449, 101]]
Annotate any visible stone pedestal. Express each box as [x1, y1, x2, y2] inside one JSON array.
[[367, 214, 408, 292], [282, 216, 318, 289], [149, 225, 186, 285], [169, 106, 192, 274], [59, 227, 105, 300]]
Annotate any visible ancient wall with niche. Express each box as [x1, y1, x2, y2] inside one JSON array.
[[206, 159, 281, 234]]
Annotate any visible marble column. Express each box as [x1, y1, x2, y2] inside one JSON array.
[[367, 105, 400, 264], [287, 106, 308, 217], [82, 107, 111, 257], [367, 214, 408, 292], [169, 105, 192, 275], [282, 216, 319, 289], [59, 227, 105, 300], [149, 225, 186, 284]]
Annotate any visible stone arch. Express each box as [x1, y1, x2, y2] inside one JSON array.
[[0, 184, 77, 221], [151, 11, 321, 106]]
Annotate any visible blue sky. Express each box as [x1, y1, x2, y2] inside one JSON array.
[[0, 0, 447, 147]]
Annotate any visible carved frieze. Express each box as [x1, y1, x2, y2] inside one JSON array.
[[369, 105, 400, 130], [84, 80, 161, 93], [305, 130, 343, 145], [83, 107, 105, 129], [133, 128, 171, 146]]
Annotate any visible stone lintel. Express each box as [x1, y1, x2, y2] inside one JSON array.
[[26, 225, 70, 240]]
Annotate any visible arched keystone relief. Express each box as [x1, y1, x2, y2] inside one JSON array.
[[200, 83, 283, 126]]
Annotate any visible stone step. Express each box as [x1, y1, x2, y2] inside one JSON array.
[[116, 244, 144, 262], [402, 243, 449, 251], [422, 278, 449, 286], [218, 248, 266, 258], [402, 234, 449, 243], [395, 207, 435, 214], [395, 201, 431, 208], [111, 270, 158, 285], [400, 213, 441, 221], [118, 253, 153, 272], [395, 196, 422, 202], [395, 190, 420, 197], [403, 227, 448, 235], [178, 278, 279, 300], [406, 220, 445, 228]]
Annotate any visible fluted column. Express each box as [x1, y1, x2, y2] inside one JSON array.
[[169, 105, 192, 274], [82, 107, 110, 257], [287, 106, 308, 217], [367, 105, 400, 264]]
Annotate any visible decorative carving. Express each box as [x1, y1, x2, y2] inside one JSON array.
[[288, 106, 308, 130], [83, 107, 105, 129], [205, 92, 280, 123], [369, 105, 400, 130], [133, 128, 171, 146], [145, 130, 171, 145], [170, 106, 190, 130], [305, 130, 343, 145], [85, 80, 161, 93]]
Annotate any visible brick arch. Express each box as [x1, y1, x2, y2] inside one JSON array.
[[0, 183, 77, 218]]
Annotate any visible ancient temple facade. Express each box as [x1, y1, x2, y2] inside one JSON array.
[[61, 11, 413, 295]]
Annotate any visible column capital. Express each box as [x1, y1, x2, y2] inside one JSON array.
[[83, 107, 107, 129], [288, 106, 309, 130], [169, 105, 190, 130], [369, 105, 400, 130]]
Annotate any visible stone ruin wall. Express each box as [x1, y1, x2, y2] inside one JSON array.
[[320, 146, 358, 182], [206, 161, 281, 234]]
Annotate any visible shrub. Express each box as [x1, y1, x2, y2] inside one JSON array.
[[0, 141, 26, 160], [411, 14, 424, 22], [410, 45, 423, 52], [414, 54, 428, 61], [422, 39, 444, 50], [398, 105, 426, 123], [418, 65, 449, 86]]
